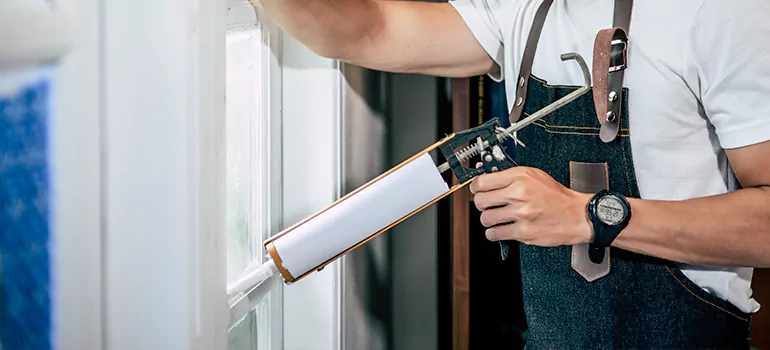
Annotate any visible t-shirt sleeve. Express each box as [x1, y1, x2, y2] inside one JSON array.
[[449, 0, 508, 81], [684, 0, 770, 149]]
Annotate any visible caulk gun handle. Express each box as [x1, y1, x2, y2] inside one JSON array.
[[477, 146, 516, 261]]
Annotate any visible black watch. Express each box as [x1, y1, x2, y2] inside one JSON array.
[[587, 189, 631, 247]]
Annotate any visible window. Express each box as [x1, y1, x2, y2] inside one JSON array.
[[225, 1, 283, 349], [222, 2, 343, 349], [225, 8, 265, 285]]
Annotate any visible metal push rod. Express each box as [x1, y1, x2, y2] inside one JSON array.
[[436, 53, 592, 174]]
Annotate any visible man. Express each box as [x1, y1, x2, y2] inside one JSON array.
[[255, 0, 770, 347]]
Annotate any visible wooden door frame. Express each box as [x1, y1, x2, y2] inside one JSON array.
[[451, 78, 471, 350]]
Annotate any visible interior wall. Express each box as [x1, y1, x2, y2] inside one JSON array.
[[388, 73, 439, 350], [340, 64, 391, 350], [340, 68, 442, 350]]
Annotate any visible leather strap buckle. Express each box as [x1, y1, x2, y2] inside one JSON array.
[[608, 39, 627, 72], [592, 28, 628, 143]]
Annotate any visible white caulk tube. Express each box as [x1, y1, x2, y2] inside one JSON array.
[[227, 151, 452, 297]]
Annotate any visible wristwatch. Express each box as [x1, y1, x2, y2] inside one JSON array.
[[587, 190, 631, 261]]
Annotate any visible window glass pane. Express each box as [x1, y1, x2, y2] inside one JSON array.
[[226, 24, 265, 283], [228, 294, 272, 350], [228, 312, 256, 350]]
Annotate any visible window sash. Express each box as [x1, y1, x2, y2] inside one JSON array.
[[225, 3, 283, 350]]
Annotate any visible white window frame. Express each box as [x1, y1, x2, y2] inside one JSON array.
[[225, 3, 345, 349], [278, 32, 345, 350], [225, 2, 284, 349], [53, 0, 345, 348]]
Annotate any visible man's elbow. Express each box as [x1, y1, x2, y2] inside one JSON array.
[[309, 14, 385, 61], [306, 42, 351, 61]]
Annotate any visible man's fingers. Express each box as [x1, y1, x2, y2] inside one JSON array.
[[470, 167, 533, 194], [470, 172, 511, 194], [485, 223, 537, 244], [479, 201, 534, 227], [485, 223, 516, 241], [479, 206, 516, 228], [473, 189, 513, 210]]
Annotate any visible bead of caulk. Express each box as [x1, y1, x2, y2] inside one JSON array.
[[484, 154, 493, 163]]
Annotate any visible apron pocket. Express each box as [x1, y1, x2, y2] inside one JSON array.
[[664, 264, 752, 322]]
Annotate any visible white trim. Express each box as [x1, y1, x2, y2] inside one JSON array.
[[0, 2, 74, 68], [281, 30, 344, 350], [227, 0, 258, 29], [193, 0, 228, 347], [332, 59, 345, 350], [51, 0, 103, 348], [264, 15, 286, 350], [101, 0, 205, 348], [223, 3, 285, 350]]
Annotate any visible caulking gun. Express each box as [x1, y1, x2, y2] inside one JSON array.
[[227, 52, 592, 298]]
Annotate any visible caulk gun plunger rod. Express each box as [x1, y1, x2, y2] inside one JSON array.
[[435, 53, 591, 175]]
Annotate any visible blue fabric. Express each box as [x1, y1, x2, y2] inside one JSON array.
[[0, 77, 51, 350], [512, 74, 752, 349]]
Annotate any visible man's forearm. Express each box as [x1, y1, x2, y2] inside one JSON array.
[[255, 0, 383, 59], [613, 186, 770, 267]]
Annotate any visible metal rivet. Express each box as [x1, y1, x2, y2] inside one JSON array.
[[606, 111, 616, 123], [484, 154, 493, 163], [491, 166, 499, 172], [519, 77, 525, 87], [608, 91, 618, 102], [516, 96, 523, 107]]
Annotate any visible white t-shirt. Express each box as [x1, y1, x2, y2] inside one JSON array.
[[450, 0, 770, 314]]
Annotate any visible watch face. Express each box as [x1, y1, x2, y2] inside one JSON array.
[[596, 195, 626, 226]]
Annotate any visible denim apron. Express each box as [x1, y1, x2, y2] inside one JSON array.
[[507, 0, 755, 348]]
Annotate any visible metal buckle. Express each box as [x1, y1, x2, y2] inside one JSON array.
[[608, 39, 627, 72]]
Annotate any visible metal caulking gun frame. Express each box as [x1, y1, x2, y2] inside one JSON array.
[[227, 53, 593, 298]]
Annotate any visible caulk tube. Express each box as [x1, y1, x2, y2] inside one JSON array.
[[266, 138, 460, 285], [226, 145, 455, 296], [267, 152, 449, 283]]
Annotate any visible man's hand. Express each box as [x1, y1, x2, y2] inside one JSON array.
[[470, 166, 593, 247]]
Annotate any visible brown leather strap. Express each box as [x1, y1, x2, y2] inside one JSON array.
[[614, 0, 633, 32], [569, 162, 611, 281], [592, 0, 633, 142], [508, 0, 554, 123], [592, 28, 627, 142]]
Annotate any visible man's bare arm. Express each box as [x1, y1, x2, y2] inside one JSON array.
[[469, 140, 770, 268], [613, 140, 770, 267], [254, 0, 496, 77]]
